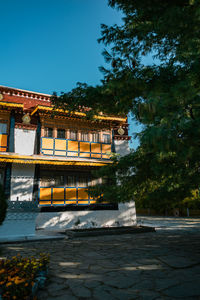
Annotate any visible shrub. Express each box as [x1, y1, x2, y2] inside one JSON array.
[[0, 184, 7, 226]]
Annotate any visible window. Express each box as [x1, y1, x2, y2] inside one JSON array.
[[40, 174, 64, 187], [103, 134, 111, 144], [40, 176, 54, 187], [0, 123, 7, 134], [70, 130, 77, 141], [79, 176, 88, 187], [54, 175, 64, 186], [92, 132, 99, 143], [81, 131, 89, 142], [57, 129, 65, 139], [67, 175, 76, 187], [44, 127, 53, 138]]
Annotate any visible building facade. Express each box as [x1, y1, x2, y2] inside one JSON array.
[[0, 85, 136, 230]]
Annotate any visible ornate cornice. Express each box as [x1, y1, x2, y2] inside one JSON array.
[[15, 123, 37, 130], [0, 85, 51, 102]]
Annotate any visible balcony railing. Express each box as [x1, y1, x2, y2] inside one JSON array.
[[0, 133, 8, 152], [40, 137, 111, 160], [38, 186, 97, 206]]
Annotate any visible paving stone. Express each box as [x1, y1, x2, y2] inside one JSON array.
[[157, 256, 199, 269], [105, 286, 139, 300], [47, 283, 65, 293], [105, 274, 137, 289], [37, 290, 49, 299], [47, 295, 76, 300], [155, 278, 181, 291], [162, 280, 200, 298], [70, 285, 91, 298], [84, 280, 102, 288], [138, 289, 162, 299], [93, 286, 114, 300], [133, 279, 155, 290]]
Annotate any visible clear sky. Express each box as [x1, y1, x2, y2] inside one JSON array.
[[0, 0, 141, 148]]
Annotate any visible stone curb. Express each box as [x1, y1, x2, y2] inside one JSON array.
[[65, 225, 156, 238], [0, 235, 65, 245]]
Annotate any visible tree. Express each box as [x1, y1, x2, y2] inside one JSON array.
[[52, 0, 200, 209]]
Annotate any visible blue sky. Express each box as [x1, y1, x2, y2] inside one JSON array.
[[0, 0, 141, 148]]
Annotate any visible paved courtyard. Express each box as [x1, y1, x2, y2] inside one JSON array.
[[0, 217, 200, 299]]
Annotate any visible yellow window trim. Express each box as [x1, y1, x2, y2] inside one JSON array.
[[0, 102, 24, 109], [0, 154, 111, 166]]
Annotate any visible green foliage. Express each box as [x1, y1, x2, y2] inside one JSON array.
[[0, 184, 7, 225], [54, 0, 200, 208]]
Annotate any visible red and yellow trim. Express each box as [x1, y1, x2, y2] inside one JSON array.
[[31, 105, 126, 122], [0, 153, 111, 166], [0, 101, 24, 109]]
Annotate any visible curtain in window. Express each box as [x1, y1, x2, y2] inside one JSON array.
[[70, 130, 77, 140], [103, 134, 111, 144], [92, 133, 99, 143], [81, 132, 89, 142]]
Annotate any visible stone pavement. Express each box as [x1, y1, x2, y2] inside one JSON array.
[[0, 217, 200, 299]]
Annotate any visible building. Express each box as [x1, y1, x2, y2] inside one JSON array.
[[0, 85, 136, 230]]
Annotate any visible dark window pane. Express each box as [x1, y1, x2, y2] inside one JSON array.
[[70, 130, 77, 140], [44, 127, 53, 138], [57, 129, 65, 139], [103, 134, 111, 144]]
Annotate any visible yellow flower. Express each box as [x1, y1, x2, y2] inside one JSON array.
[[14, 278, 25, 284], [0, 269, 5, 274], [6, 282, 12, 287]]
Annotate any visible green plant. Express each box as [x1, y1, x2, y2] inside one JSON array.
[[0, 184, 7, 226]]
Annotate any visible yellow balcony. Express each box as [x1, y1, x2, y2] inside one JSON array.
[[0, 134, 8, 152], [41, 137, 111, 160], [38, 187, 93, 206]]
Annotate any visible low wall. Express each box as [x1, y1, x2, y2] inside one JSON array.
[[0, 212, 37, 239], [36, 202, 136, 230]]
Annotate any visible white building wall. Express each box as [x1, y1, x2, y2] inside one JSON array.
[[10, 164, 35, 201], [14, 128, 36, 155], [36, 202, 136, 230], [9, 128, 36, 202]]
